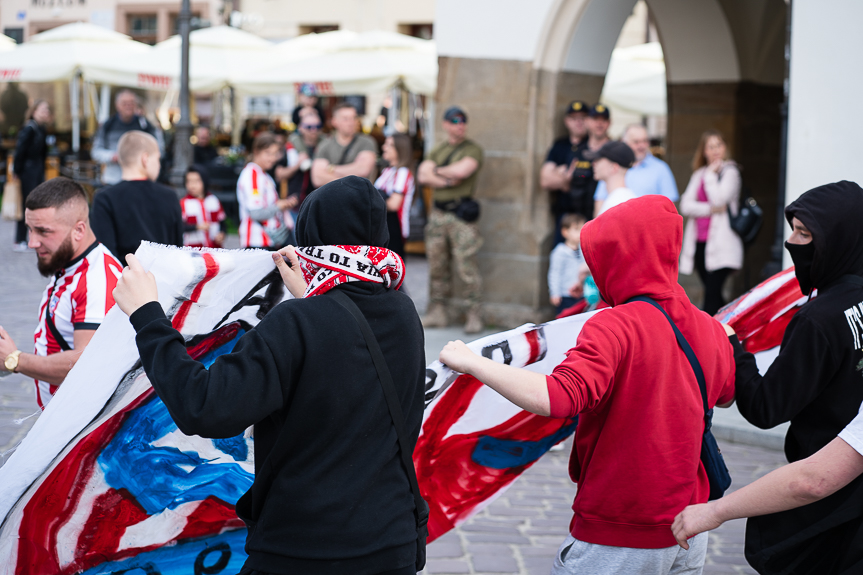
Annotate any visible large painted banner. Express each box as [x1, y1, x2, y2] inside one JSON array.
[[0, 244, 804, 573]]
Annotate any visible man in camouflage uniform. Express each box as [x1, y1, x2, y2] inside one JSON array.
[[417, 106, 485, 334]]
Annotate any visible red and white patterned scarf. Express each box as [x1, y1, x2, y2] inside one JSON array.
[[295, 245, 405, 298]]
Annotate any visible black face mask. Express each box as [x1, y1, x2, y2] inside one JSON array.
[[785, 241, 816, 295]]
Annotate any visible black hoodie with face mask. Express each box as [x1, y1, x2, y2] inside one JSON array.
[[129, 176, 426, 575], [730, 181, 863, 574]]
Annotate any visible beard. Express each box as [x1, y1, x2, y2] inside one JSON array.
[[37, 234, 75, 277]]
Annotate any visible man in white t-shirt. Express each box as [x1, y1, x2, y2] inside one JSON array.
[[585, 141, 636, 217], [672, 401, 863, 549]]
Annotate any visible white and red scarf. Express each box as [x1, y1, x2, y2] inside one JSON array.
[[295, 245, 405, 298]]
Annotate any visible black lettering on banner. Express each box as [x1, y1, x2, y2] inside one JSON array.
[[194, 542, 231, 575], [356, 262, 369, 274], [329, 253, 341, 264], [303, 247, 315, 257], [315, 248, 324, 259], [341, 255, 350, 266], [482, 340, 513, 365], [424, 368, 438, 405], [110, 562, 161, 575], [317, 271, 327, 281]]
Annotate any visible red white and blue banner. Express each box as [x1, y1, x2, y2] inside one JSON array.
[[0, 244, 804, 573]]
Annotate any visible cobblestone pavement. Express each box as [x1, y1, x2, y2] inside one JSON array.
[[0, 219, 786, 573]]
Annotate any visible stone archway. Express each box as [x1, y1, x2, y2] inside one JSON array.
[[433, 0, 785, 327], [529, 0, 785, 293]]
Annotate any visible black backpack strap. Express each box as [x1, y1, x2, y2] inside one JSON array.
[[628, 296, 708, 417], [328, 289, 429, 531]]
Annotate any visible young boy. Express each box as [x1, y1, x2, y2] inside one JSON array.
[[548, 213, 587, 315]]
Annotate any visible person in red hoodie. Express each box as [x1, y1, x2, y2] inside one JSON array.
[[440, 194, 736, 574]]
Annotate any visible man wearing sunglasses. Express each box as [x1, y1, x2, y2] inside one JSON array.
[[275, 110, 327, 211]]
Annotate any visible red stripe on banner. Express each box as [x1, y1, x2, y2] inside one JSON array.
[[177, 496, 245, 541], [171, 254, 220, 331], [525, 329, 542, 364], [414, 375, 572, 543], [15, 389, 155, 575]]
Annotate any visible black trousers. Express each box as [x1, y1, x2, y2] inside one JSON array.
[[15, 172, 43, 244], [694, 241, 732, 316]]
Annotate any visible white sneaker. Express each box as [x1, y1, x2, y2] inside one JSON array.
[[12, 242, 30, 252]]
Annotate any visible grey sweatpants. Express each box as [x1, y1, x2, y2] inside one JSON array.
[[550, 532, 708, 575]]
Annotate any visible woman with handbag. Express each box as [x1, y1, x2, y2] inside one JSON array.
[[679, 130, 743, 316], [11, 99, 51, 251], [374, 133, 416, 260]]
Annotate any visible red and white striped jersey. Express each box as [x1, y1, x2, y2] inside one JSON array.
[[181, 194, 226, 248], [33, 241, 122, 409], [236, 162, 284, 248], [374, 166, 416, 238]]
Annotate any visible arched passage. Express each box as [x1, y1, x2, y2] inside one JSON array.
[[432, 0, 785, 326], [529, 0, 785, 295]]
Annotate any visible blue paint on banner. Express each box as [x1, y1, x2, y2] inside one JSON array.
[[471, 418, 578, 469], [79, 529, 248, 575]]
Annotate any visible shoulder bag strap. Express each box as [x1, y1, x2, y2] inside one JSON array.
[[628, 295, 708, 417], [440, 141, 468, 167], [337, 135, 359, 166], [328, 289, 428, 529]]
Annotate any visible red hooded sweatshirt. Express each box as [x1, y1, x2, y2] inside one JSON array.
[[546, 195, 735, 549]]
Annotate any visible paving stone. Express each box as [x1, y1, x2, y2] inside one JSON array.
[[425, 558, 471, 574], [471, 552, 519, 573]]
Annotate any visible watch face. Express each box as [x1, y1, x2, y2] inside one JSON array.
[[4, 355, 16, 371]]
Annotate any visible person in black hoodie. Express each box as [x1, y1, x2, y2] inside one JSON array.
[[112, 175, 426, 575], [728, 180, 863, 574]]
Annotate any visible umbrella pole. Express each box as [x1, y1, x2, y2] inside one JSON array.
[[99, 84, 111, 123], [170, 0, 193, 190], [70, 72, 80, 154]]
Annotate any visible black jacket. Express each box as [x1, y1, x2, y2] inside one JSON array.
[[13, 120, 47, 192], [130, 176, 425, 575], [90, 180, 184, 262], [734, 181, 863, 574]]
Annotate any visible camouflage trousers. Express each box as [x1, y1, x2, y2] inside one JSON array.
[[425, 208, 483, 309]]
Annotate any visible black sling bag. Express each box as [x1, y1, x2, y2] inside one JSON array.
[[329, 289, 429, 570], [628, 295, 732, 500]]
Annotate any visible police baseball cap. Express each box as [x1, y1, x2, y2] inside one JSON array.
[[566, 100, 589, 115], [443, 106, 468, 123], [584, 141, 635, 168], [589, 104, 610, 119]]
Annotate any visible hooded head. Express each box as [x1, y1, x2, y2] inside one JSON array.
[[580, 195, 684, 306], [296, 175, 389, 247], [785, 180, 863, 293]]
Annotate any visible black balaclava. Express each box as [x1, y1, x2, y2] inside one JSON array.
[[295, 175, 389, 248], [785, 180, 863, 296]]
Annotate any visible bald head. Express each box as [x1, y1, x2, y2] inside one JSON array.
[[118, 131, 161, 181], [622, 124, 650, 163]]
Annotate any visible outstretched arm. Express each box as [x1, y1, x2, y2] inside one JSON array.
[[439, 340, 551, 416], [672, 437, 863, 549]]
